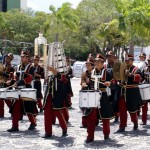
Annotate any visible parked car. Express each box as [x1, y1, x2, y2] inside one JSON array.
[[72, 61, 86, 78], [11, 55, 21, 67]]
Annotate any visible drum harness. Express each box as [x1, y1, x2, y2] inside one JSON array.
[[16, 63, 30, 89]]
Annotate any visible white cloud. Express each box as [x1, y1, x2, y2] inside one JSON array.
[[27, 1, 38, 10], [27, 0, 82, 12]]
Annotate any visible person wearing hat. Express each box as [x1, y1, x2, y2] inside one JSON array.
[[84, 54, 114, 143], [42, 65, 68, 138], [33, 55, 44, 113], [80, 58, 97, 130], [138, 52, 147, 73], [61, 57, 74, 124], [116, 54, 143, 132], [140, 55, 150, 125], [106, 51, 119, 123], [0, 53, 15, 118], [137, 52, 147, 117], [7, 50, 38, 132]]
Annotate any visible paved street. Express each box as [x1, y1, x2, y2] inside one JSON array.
[[0, 78, 150, 150]]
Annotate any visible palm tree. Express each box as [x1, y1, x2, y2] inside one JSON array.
[[47, 2, 79, 42], [114, 0, 150, 54]]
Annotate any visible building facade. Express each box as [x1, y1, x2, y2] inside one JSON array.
[[0, 0, 27, 12]]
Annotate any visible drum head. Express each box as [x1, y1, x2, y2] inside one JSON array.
[[21, 88, 36, 92], [21, 97, 34, 101]]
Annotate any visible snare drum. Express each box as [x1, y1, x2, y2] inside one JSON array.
[[138, 84, 150, 100], [0, 88, 7, 99], [6, 89, 19, 100], [20, 88, 37, 101], [79, 90, 101, 108]]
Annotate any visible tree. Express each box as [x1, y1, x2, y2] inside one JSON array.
[[113, 0, 150, 54]]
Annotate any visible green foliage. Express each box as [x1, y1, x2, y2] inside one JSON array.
[[0, 0, 149, 59]]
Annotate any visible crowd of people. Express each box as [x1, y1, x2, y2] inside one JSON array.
[[0, 49, 150, 144]]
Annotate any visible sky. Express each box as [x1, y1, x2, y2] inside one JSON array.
[[27, 0, 82, 12]]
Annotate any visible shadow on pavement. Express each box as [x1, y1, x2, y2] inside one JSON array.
[[84, 139, 124, 149], [51, 135, 75, 148], [2, 129, 41, 138], [114, 129, 150, 137]]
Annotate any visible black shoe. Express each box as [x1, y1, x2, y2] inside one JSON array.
[[40, 109, 43, 113], [85, 139, 94, 143], [42, 134, 52, 139], [19, 116, 23, 121], [52, 122, 56, 125], [7, 127, 19, 132], [113, 116, 119, 123], [116, 127, 125, 132], [140, 122, 146, 125], [133, 123, 138, 130], [28, 124, 37, 130], [62, 129, 68, 137], [104, 136, 110, 140], [80, 126, 87, 128]]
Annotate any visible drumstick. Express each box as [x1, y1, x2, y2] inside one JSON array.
[[91, 79, 106, 86], [6, 84, 16, 90]]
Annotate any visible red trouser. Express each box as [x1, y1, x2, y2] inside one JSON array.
[[0, 99, 11, 117], [102, 119, 110, 137], [53, 109, 67, 130], [44, 94, 53, 135], [62, 108, 69, 123], [46, 108, 68, 124], [86, 109, 98, 140], [142, 102, 148, 123], [119, 96, 138, 128], [12, 99, 36, 128], [82, 116, 87, 127], [37, 98, 43, 109]]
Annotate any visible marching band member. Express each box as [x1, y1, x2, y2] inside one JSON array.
[[106, 51, 119, 122], [80, 58, 99, 142], [42, 66, 68, 138], [80, 58, 95, 129], [140, 54, 150, 125], [0, 53, 14, 118], [65, 57, 74, 108], [117, 54, 143, 132], [62, 57, 74, 123], [85, 54, 114, 143], [33, 55, 45, 113], [138, 52, 147, 74], [7, 51, 38, 132]]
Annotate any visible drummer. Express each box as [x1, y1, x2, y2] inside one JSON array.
[[85, 54, 114, 143], [140, 54, 150, 125], [116, 54, 143, 132], [80, 58, 97, 129], [7, 50, 38, 132], [42, 66, 68, 138], [0, 53, 14, 118], [105, 51, 119, 123]]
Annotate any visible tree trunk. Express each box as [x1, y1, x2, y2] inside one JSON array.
[[129, 39, 134, 55]]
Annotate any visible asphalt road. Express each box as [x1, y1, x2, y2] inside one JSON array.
[[0, 77, 150, 150]]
